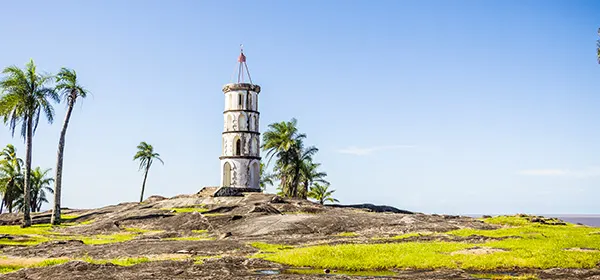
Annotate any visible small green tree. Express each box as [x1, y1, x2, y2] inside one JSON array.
[[29, 167, 54, 212], [133, 142, 163, 203], [259, 162, 275, 191], [308, 183, 339, 205], [0, 144, 23, 213]]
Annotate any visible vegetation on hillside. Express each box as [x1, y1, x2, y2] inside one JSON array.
[[261, 118, 336, 202], [0, 145, 54, 214], [255, 216, 600, 271], [0, 59, 58, 227]]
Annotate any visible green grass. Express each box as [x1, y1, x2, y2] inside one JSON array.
[[0, 224, 54, 235], [0, 223, 147, 247], [80, 232, 137, 245], [250, 242, 294, 253], [0, 257, 70, 274], [161, 205, 208, 213], [82, 256, 150, 266], [390, 232, 435, 239], [79, 219, 95, 225], [60, 214, 80, 220], [286, 268, 396, 277], [257, 217, 600, 271], [471, 273, 539, 280], [480, 216, 532, 226], [336, 232, 359, 237]]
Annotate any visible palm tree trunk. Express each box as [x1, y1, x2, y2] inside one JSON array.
[[51, 99, 75, 225], [22, 116, 33, 227], [139, 161, 151, 203]]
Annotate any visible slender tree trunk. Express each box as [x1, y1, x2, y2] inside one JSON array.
[[302, 180, 309, 199], [139, 161, 151, 203], [0, 197, 3, 213], [51, 98, 75, 225], [22, 116, 33, 228]]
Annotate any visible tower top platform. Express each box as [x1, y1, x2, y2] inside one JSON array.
[[222, 83, 261, 94]]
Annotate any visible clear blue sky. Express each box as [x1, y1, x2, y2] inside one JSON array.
[[1, 0, 599, 214]]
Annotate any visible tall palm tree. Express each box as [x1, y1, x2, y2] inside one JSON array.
[[308, 183, 339, 205], [133, 142, 163, 203], [51, 68, 88, 225], [0, 59, 58, 227], [287, 141, 318, 198], [262, 118, 308, 197], [29, 167, 54, 212], [262, 118, 305, 167]]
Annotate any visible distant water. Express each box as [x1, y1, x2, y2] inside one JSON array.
[[467, 215, 600, 227], [553, 216, 600, 227]]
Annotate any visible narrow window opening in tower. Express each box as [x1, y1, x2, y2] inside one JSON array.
[[238, 93, 243, 108], [247, 92, 252, 110], [235, 139, 241, 155]]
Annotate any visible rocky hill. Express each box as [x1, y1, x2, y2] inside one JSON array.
[[0, 192, 598, 279]]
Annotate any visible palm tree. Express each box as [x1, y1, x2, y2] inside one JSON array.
[[0, 59, 58, 227], [51, 68, 89, 225], [259, 162, 275, 191], [133, 142, 163, 203], [0, 146, 23, 213], [299, 160, 329, 199], [29, 167, 54, 212], [308, 183, 339, 205], [287, 142, 318, 198], [262, 118, 307, 197]]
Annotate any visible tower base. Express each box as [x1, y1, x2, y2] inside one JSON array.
[[213, 187, 262, 197]]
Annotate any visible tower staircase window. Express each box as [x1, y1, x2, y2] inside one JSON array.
[[235, 139, 241, 155]]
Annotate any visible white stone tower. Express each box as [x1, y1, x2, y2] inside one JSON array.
[[219, 48, 261, 190]]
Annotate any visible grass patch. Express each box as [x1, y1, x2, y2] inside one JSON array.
[[60, 214, 80, 220], [0, 257, 69, 274], [250, 242, 294, 253], [0, 224, 54, 235], [80, 232, 136, 245], [286, 268, 396, 277], [79, 219, 95, 225], [390, 232, 436, 239], [161, 205, 208, 213], [336, 232, 359, 237], [481, 216, 531, 226], [258, 219, 600, 271], [472, 273, 539, 280], [83, 256, 150, 266]]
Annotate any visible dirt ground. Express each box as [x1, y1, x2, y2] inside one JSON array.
[[0, 192, 598, 279]]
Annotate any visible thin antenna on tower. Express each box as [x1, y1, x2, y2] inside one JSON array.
[[234, 44, 253, 84]]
